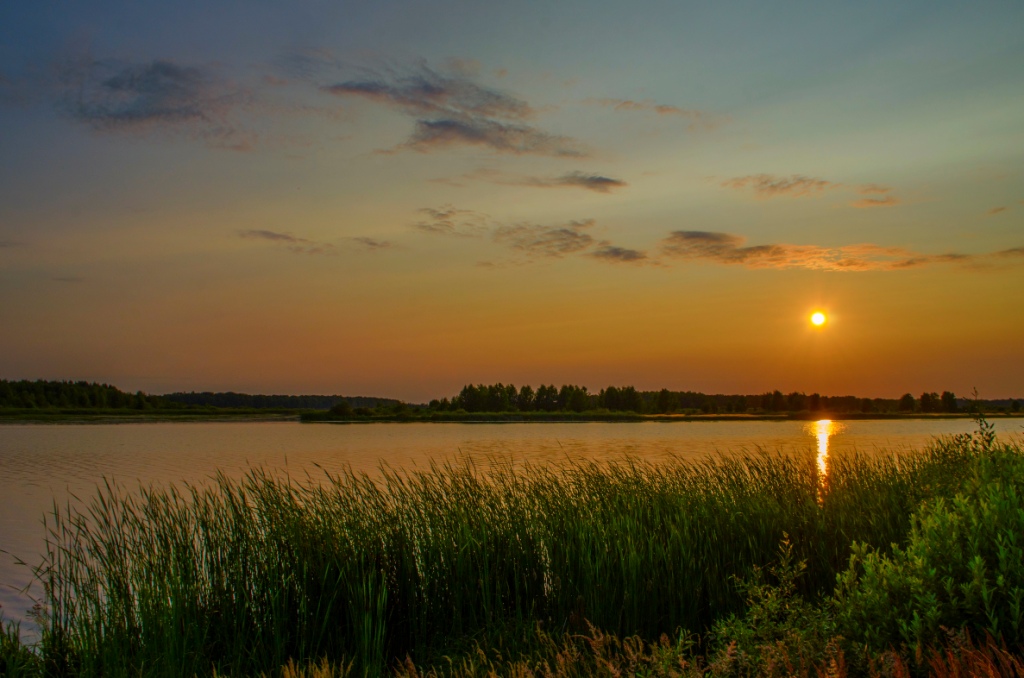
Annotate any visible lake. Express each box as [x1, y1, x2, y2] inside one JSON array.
[[2, 418, 1021, 632]]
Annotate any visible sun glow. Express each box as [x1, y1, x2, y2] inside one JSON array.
[[810, 311, 827, 326]]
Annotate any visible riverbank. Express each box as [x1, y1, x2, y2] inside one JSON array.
[[2, 408, 1020, 424], [301, 409, 1024, 424], [0, 408, 305, 423]]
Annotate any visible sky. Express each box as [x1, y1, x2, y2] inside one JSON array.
[[1, 0, 1022, 402]]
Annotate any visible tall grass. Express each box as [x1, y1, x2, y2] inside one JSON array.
[[26, 439, 981, 676]]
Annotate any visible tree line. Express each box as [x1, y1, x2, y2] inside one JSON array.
[[428, 383, 1020, 415], [0, 380, 396, 411], [0, 380, 164, 410], [3, 379, 1020, 414]]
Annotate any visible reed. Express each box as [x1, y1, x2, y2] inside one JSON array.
[[21, 438, 982, 676]]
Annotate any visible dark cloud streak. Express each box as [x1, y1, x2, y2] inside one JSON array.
[[722, 174, 836, 198], [58, 57, 253, 150], [414, 205, 488, 237], [434, 169, 626, 193], [493, 219, 596, 258], [323, 64, 584, 156], [537, 172, 627, 193], [350, 236, 393, 250], [589, 245, 647, 263], [239, 229, 335, 255]]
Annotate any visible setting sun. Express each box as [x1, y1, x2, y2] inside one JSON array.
[[811, 312, 827, 326]]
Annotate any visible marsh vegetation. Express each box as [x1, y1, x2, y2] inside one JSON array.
[[2, 420, 1023, 676]]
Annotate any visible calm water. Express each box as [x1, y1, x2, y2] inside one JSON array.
[[2, 418, 1021, 630]]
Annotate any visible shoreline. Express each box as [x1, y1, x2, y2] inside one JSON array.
[[3, 410, 1020, 424]]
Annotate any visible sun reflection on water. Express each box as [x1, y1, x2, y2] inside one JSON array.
[[806, 419, 844, 490]]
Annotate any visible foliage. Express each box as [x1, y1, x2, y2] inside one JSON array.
[[704, 537, 839, 677], [0, 380, 396, 412], [833, 439, 1024, 654], [0, 380, 163, 410]]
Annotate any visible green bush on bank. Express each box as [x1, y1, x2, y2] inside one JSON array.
[[833, 425, 1024, 653]]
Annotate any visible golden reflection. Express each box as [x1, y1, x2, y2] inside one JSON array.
[[805, 419, 844, 495]]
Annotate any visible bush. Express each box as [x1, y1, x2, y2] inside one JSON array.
[[704, 537, 841, 677], [833, 438, 1024, 654], [329, 401, 352, 417]]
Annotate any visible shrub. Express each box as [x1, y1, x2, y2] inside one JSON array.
[[833, 440, 1024, 654]]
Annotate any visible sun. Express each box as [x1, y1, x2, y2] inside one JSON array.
[[811, 312, 827, 327]]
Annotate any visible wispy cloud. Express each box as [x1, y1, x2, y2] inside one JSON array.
[[433, 168, 626, 193], [722, 174, 836, 198], [0, 240, 25, 248], [349, 236, 393, 250], [586, 97, 723, 130], [414, 205, 489, 237], [660, 231, 1020, 271], [494, 219, 597, 258], [58, 57, 253, 150], [850, 183, 900, 208], [850, 195, 900, 208], [524, 171, 627, 193], [723, 174, 901, 207], [987, 206, 1008, 216], [239, 229, 335, 255], [401, 118, 583, 156], [322, 64, 585, 156], [589, 245, 648, 263], [415, 206, 646, 265]]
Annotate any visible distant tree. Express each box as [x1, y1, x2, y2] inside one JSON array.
[[535, 385, 558, 412], [1012, 400, 1020, 413], [860, 398, 873, 413], [430, 397, 453, 411], [600, 386, 621, 411], [940, 391, 958, 413], [568, 387, 590, 412], [787, 392, 807, 412], [517, 385, 535, 411], [919, 392, 939, 413], [484, 383, 511, 412], [656, 388, 679, 414], [809, 393, 821, 412], [329, 400, 352, 417], [621, 386, 643, 413], [898, 393, 916, 412], [454, 384, 478, 411]]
